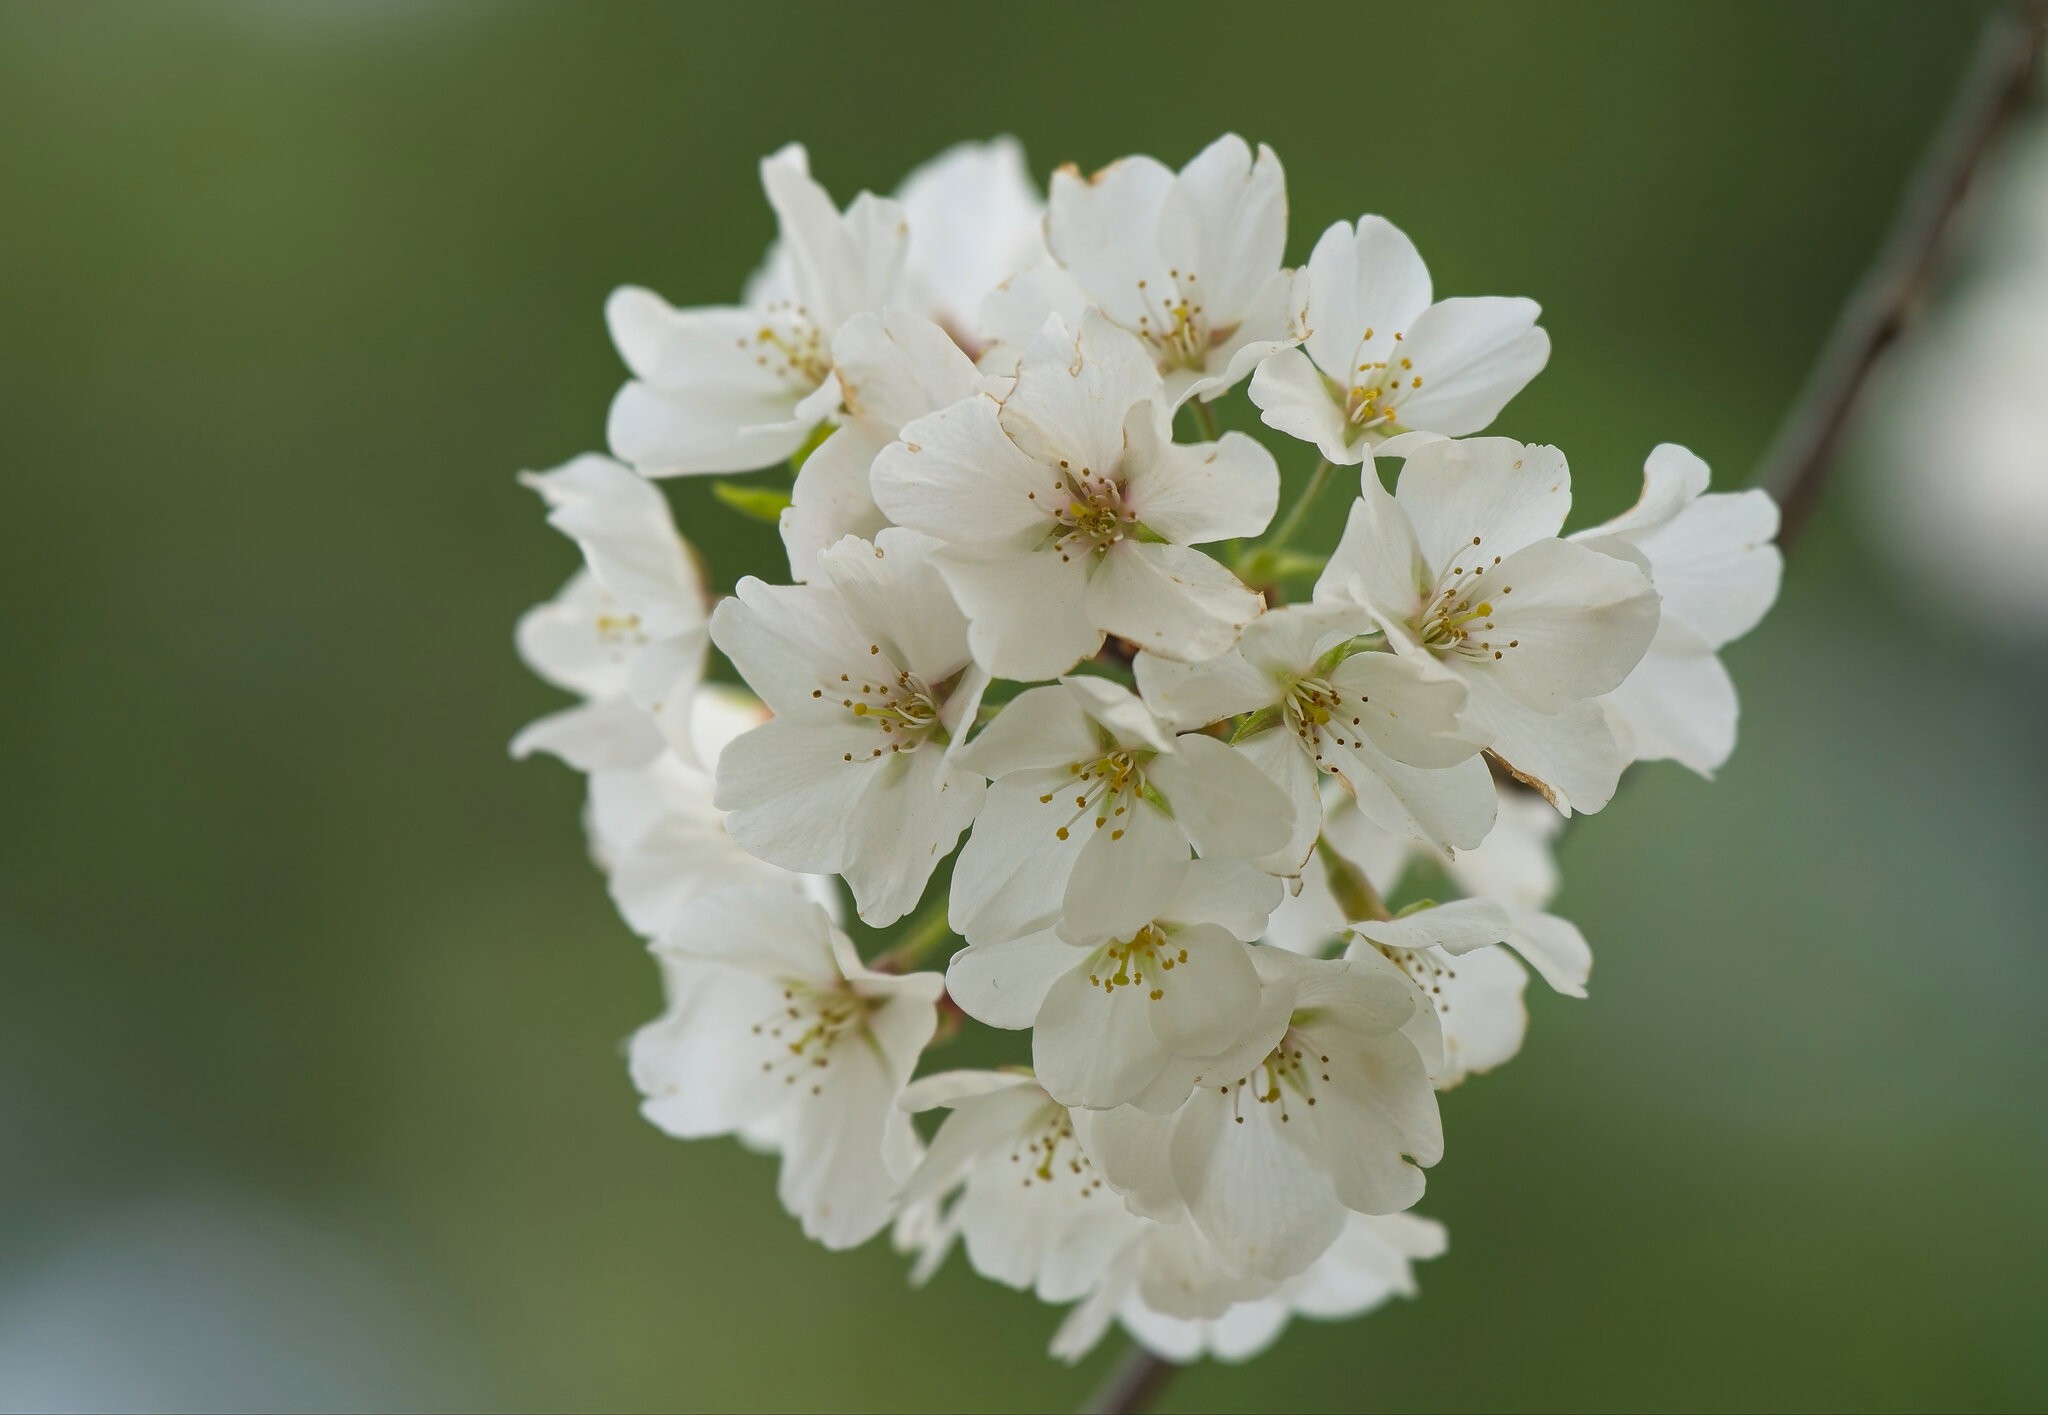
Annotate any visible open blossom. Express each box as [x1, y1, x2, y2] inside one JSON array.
[[1267, 783, 1594, 1082], [1250, 215, 1548, 463], [1318, 437, 1661, 814], [1574, 444, 1783, 776], [513, 455, 709, 771], [1135, 598, 1494, 863], [630, 887, 942, 1249], [781, 309, 984, 579], [897, 1071, 1143, 1302], [711, 528, 987, 926], [947, 676, 1294, 945], [1080, 946, 1440, 1283], [984, 135, 1308, 407], [607, 144, 906, 476], [1050, 1211, 1446, 1365], [872, 311, 1275, 680], [893, 137, 1046, 355], [947, 855, 1280, 1110]]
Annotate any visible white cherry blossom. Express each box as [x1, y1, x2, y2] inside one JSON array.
[[1573, 444, 1783, 776], [893, 137, 1047, 356], [896, 1071, 1144, 1302], [984, 135, 1308, 407], [947, 854, 1280, 1111], [630, 886, 942, 1249], [607, 144, 906, 476], [1050, 1211, 1446, 1364], [1080, 946, 1440, 1283], [1318, 438, 1660, 814], [871, 311, 1275, 680], [512, 455, 709, 771], [711, 528, 988, 926], [1134, 599, 1494, 862], [947, 676, 1294, 945], [780, 309, 983, 580], [1250, 215, 1548, 463], [1266, 783, 1594, 1083]]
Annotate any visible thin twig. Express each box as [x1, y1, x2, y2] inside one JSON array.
[[1760, 1, 2046, 548], [1082, 1345, 1178, 1415]]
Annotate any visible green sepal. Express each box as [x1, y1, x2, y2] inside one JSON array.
[[711, 481, 794, 523]]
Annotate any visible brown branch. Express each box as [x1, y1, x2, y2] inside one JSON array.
[[1081, 1345, 1178, 1415], [1761, 1, 2047, 548]]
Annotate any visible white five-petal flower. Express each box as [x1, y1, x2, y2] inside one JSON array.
[[947, 676, 1294, 945], [1135, 598, 1494, 862], [630, 886, 942, 1249], [896, 1070, 1143, 1302], [871, 312, 1276, 680], [1266, 782, 1595, 1083], [607, 144, 907, 476], [1250, 215, 1548, 462], [1079, 946, 1440, 1283], [1318, 438, 1661, 814], [1573, 444, 1783, 776], [947, 854, 1280, 1111], [711, 528, 988, 926], [984, 135, 1309, 407], [513, 454, 710, 771]]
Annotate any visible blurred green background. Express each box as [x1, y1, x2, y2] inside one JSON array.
[[4, 1, 2045, 1410]]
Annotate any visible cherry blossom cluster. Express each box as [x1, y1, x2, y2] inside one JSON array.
[[514, 136, 1783, 1364]]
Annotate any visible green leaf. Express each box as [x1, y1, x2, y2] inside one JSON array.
[[710, 481, 793, 523]]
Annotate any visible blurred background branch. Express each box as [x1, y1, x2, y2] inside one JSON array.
[[1763, 0, 2047, 548]]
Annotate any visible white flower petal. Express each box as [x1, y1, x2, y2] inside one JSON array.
[[999, 312, 1164, 475], [1387, 296, 1549, 437], [934, 544, 1102, 681], [510, 695, 663, 771], [871, 391, 1055, 548], [1316, 469, 1429, 622], [1148, 731, 1295, 860], [1123, 423, 1280, 545], [1350, 898, 1511, 956], [1045, 155, 1179, 331], [1302, 215, 1434, 382], [947, 930, 1085, 1030], [1163, 858, 1285, 941], [781, 423, 890, 580], [1248, 346, 1359, 464], [1462, 675, 1630, 816], [1395, 437, 1572, 572], [1603, 619, 1741, 775], [1505, 907, 1593, 998], [955, 683, 1098, 780], [1060, 673, 1176, 753], [948, 769, 1094, 943], [1087, 543, 1263, 664]]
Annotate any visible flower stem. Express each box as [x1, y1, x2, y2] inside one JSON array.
[[1190, 398, 1220, 441], [1082, 1346, 1178, 1415], [1267, 457, 1335, 555]]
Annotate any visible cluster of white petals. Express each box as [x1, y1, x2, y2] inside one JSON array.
[[514, 135, 1782, 1367]]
